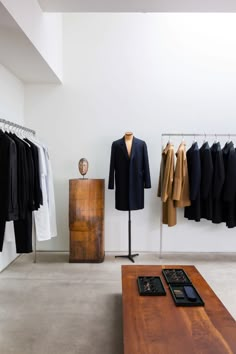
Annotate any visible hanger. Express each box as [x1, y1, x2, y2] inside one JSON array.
[[203, 133, 207, 144], [5, 122, 10, 133], [0, 121, 4, 132], [214, 134, 218, 143], [13, 127, 31, 147], [165, 135, 171, 145]]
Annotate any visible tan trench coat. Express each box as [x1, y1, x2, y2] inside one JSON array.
[[158, 143, 176, 227], [173, 142, 191, 208]]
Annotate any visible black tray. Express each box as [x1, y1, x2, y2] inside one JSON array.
[[169, 284, 205, 307], [162, 268, 192, 285], [137, 276, 166, 296]]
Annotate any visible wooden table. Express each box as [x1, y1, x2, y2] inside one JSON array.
[[122, 265, 236, 354]]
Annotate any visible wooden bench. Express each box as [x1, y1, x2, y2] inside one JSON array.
[[122, 265, 236, 354]]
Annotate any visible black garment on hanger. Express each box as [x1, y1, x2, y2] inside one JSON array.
[[14, 211, 33, 253], [24, 143, 35, 211], [0, 130, 37, 253], [0, 130, 18, 221], [222, 141, 236, 228], [0, 131, 18, 252], [8, 133, 34, 253], [9, 133, 29, 219], [184, 142, 201, 221], [211, 142, 225, 224], [25, 138, 42, 209], [200, 142, 213, 220], [0, 130, 19, 252]]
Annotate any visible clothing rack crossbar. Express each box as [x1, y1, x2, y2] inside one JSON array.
[[0, 118, 35, 135], [162, 133, 236, 137], [160, 133, 236, 259]]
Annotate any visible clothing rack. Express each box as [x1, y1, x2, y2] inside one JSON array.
[[0, 118, 38, 263], [0, 118, 36, 135], [159, 133, 236, 258]]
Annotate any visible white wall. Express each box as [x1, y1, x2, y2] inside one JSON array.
[[0, 63, 24, 271], [1, 0, 63, 81], [25, 13, 236, 253]]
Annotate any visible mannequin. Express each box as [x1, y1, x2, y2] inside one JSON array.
[[108, 131, 151, 262], [124, 132, 133, 157], [121, 132, 138, 262]]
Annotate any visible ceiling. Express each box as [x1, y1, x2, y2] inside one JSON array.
[[1, 0, 236, 83], [37, 0, 236, 12]]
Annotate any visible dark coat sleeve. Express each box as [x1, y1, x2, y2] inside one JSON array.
[[10, 135, 28, 219], [25, 139, 43, 208], [7, 139, 18, 220], [201, 148, 213, 199], [188, 147, 201, 201], [213, 150, 225, 200], [143, 141, 151, 188], [224, 148, 236, 202], [108, 142, 115, 189]]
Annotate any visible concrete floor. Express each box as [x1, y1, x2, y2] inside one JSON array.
[[0, 252, 235, 354]]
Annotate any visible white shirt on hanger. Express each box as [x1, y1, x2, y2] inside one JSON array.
[[29, 137, 57, 241], [43, 146, 57, 238]]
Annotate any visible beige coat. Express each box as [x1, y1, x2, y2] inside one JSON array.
[[173, 143, 191, 208], [158, 143, 176, 227]]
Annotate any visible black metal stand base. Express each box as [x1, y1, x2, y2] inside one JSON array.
[[115, 210, 139, 263], [115, 253, 139, 263]]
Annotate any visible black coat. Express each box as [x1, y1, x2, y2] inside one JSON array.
[[9, 133, 29, 219], [0, 130, 18, 221], [0, 130, 18, 252], [222, 142, 236, 228], [211, 142, 225, 223], [200, 142, 213, 220], [184, 142, 201, 221], [25, 138, 43, 210], [108, 136, 151, 211]]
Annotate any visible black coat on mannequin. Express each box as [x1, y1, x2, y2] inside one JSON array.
[[108, 136, 151, 211]]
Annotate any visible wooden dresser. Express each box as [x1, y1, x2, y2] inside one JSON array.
[[69, 178, 105, 263]]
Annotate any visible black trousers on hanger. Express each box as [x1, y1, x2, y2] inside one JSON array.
[[0, 211, 33, 253], [0, 213, 33, 254], [14, 211, 33, 253]]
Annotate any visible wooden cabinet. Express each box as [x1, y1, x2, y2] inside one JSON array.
[[69, 179, 105, 263]]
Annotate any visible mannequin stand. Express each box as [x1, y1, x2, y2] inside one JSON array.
[[115, 210, 139, 263]]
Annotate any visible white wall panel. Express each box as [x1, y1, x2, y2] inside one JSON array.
[[25, 13, 236, 253]]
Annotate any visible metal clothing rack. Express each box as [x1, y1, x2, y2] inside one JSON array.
[[159, 132, 236, 258], [0, 118, 35, 135], [0, 118, 38, 262]]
